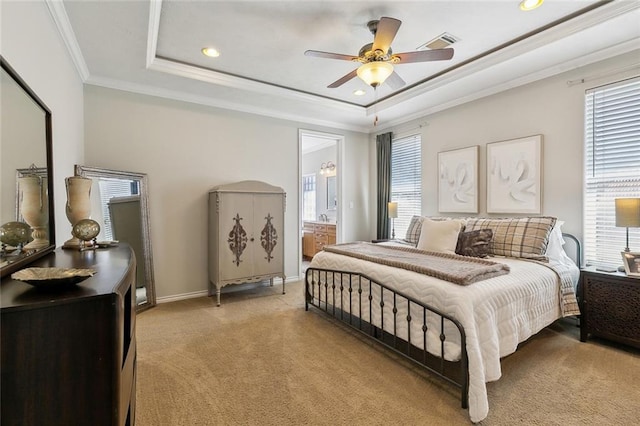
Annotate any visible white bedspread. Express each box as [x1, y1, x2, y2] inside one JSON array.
[[308, 250, 579, 423]]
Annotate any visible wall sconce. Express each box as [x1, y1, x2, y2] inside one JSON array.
[[320, 161, 336, 175]]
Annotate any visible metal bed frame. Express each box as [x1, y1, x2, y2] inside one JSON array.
[[304, 233, 581, 412], [304, 267, 469, 409]]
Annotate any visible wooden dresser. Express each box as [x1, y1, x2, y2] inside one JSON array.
[[1, 245, 137, 425], [303, 221, 336, 258]]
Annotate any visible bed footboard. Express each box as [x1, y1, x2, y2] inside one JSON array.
[[305, 267, 469, 409]]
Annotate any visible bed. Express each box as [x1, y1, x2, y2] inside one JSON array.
[[304, 216, 581, 423]]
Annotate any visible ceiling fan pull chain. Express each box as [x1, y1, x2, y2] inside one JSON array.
[[373, 86, 379, 126]]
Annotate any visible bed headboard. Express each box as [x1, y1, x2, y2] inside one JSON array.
[[562, 233, 582, 268]]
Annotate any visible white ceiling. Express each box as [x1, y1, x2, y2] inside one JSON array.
[[53, 0, 640, 133]]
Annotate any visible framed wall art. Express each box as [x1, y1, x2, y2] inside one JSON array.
[[487, 135, 542, 214], [438, 145, 479, 213]]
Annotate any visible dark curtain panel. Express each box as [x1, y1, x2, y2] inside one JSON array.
[[376, 132, 393, 239]]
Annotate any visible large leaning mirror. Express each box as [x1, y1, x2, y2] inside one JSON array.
[[74, 165, 156, 312], [1, 56, 55, 278]]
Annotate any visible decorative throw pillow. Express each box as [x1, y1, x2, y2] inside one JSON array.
[[404, 215, 423, 245], [465, 216, 557, 261], [416, 218, 465, 254], [455, 229, 493, 258]]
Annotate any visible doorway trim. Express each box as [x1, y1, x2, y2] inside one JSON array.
[[298, 129, 345, 280]]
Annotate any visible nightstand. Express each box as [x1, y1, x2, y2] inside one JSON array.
[[579, 267, 640, 349]]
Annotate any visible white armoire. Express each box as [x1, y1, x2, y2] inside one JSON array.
[[208, 180, 286, 306]]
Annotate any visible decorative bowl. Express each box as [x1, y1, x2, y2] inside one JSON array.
[[12, 267, 97, 288]]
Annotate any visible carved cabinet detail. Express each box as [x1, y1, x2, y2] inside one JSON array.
[[209, 181, 286, 306], [579, 267, 640, 349]]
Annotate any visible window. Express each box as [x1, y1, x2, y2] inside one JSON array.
[[302, 174, 316, 221], [391, 134, 422, 238], [584, 77, 640, 268]]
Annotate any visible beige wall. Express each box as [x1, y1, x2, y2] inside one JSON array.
[[372, 50, 640, 242], [83, 87, 369, 300], [1, 0, 85, 243]]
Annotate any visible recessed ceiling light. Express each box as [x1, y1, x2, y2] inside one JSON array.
[[201, 47, 220, 58], [353, 89, 366, 96], [519, 0, 544, 11]]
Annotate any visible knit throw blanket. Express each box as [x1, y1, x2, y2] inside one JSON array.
[[323, 242, 510, 285]]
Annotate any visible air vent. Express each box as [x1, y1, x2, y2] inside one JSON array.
[[417, 32, 460, 51]]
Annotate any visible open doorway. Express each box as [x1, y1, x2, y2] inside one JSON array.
[[299, 130, 343, 277]]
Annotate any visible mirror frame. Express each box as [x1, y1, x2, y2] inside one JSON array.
[[1, 56, 55, 278], [74, 165, 156, 312]]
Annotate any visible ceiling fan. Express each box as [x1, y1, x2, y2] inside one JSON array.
[[305, 17, 454, 90]]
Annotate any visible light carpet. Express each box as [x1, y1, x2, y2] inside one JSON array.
[[136, 280, 639, 425]]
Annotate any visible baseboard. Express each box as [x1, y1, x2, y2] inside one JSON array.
[[156, 276, 302, 304]]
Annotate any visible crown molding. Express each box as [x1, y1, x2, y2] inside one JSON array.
[[372, 0, 640, 115], [45, 0, 90, 81], [146, 56, 364, 115], [375, 40, 640, 133], [83, 75, 371, 133], [146, 0, 162, 68]]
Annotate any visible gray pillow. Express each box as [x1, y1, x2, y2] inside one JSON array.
[[455, 229, 493, 258]]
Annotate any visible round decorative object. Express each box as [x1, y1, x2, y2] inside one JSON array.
[[71, 218, 100, 242], [0, 221, 32, 247]]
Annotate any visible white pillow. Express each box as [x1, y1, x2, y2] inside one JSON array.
[[545, 220, 565, 261], [545, 220, 577, 268], [416, 218, 465, 254]]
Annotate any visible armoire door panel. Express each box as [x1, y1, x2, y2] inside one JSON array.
[[218, 193, 254, 281], [253, 194, 284, 276]]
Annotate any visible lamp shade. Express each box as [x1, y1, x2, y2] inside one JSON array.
[[615, 198, 640, 227], [388, 202, 398, 219], [357, 62, 394, 87]]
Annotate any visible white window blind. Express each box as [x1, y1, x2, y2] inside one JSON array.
[[391, 134, 422, 238], [98, 178, 138, 241], [584, 76, 640, 268]]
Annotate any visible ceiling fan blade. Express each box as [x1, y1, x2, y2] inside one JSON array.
[[393, 48, 454, 64], [372, 17, 401, 55], [305, 50, 359, 62], [385, 71, 406, 90], [327, 69, 358, 88]]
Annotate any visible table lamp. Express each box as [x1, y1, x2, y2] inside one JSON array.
[[388, 202, 398, 239], [615, 197, 640, 271]]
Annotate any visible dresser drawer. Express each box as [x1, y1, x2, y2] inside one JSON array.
[[315, 233, 328, 244], [314, 223, 328, 233]]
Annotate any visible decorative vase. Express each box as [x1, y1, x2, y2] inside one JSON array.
[[63, 176, 93, 249], [18, 176, 50, 250]]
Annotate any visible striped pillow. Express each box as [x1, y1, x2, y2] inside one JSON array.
[[403, 215, 423, 245], [464, 216, 557, 261]]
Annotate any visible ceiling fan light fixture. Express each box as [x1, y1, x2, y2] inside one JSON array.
[[201, 47, 220, 58], [357, 61, 393, 88], [519, 0, 544, 11]]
